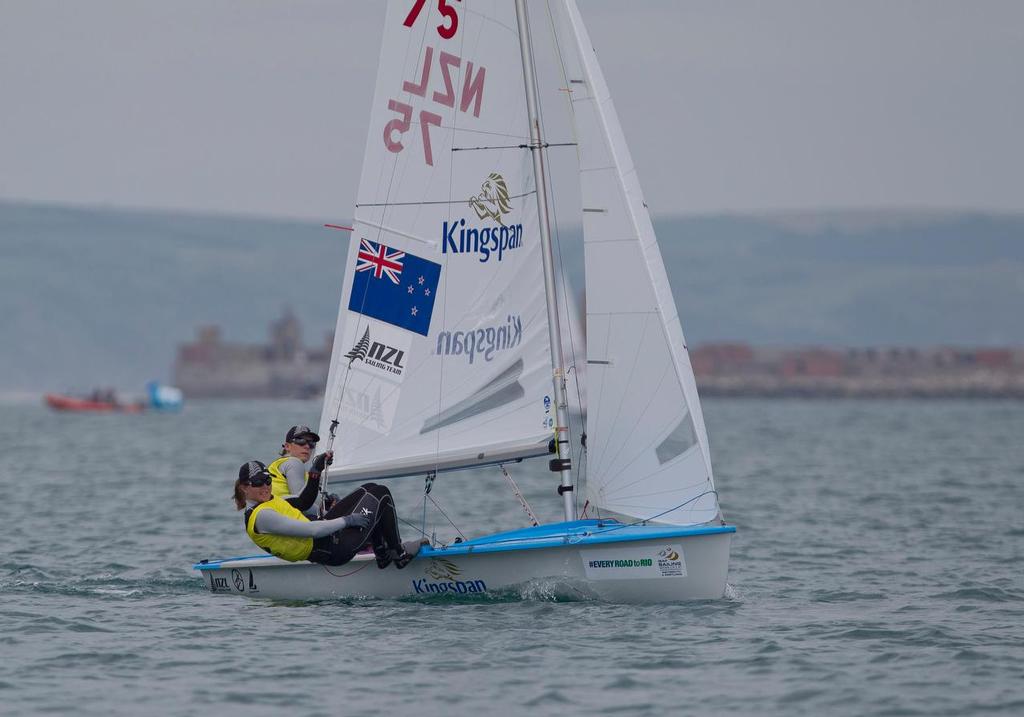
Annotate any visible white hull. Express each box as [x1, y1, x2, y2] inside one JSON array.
[[196, 522, 734, 603]]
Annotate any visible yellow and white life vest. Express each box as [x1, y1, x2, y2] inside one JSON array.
[[245, 496, 313, 562], [268, 456, 306, 497]]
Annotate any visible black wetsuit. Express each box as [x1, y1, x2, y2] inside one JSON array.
[[245, 473, 404, 567], [308, 483, 405, 566]]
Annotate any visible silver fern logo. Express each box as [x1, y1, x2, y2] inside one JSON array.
[[345, 327, 371, 366], [342, 384, 389, 432]]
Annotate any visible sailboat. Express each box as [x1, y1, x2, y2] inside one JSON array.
[[195, 0, 734, 602]]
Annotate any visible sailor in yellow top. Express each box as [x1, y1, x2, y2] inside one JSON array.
[[267, 425, 323, 516], [233, 457, 424, 568]]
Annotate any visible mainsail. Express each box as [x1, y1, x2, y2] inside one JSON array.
[[552, 0, 720, 525], [319, 0, 556, 482]]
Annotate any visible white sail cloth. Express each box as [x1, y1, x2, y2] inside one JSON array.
[[319, 0, 555, 481], [553, 0, 720, 525]]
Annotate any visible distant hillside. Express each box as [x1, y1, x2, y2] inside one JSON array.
[[1, 202, 346, 393], [1, 201, 1022, 392]]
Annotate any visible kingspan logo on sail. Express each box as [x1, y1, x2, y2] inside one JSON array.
[[435, 314, 522, 365], [442, 173, 524, 263]]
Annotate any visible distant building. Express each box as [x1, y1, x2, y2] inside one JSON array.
[[692, 343, 1024, 398], [174, 309, 332, 398]]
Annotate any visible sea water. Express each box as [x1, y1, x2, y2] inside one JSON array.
[[1, 398, 1022, 716]]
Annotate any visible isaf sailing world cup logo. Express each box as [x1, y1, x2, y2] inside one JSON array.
[[442, 172, 523, 263], [658, 547, 680, 562]]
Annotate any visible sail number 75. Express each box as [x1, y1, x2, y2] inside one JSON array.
[[403, 0, 461, 40], [384, 100, 443, 166]]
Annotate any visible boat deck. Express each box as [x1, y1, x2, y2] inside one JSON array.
[[194, 519, 736, 571]]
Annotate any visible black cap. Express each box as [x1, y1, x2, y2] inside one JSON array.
[[238, 460, 272, 485], [285, 425, 320, 443]]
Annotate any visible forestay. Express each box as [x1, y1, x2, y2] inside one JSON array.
[[319, 0, 556, 482], [552, 0, 720, 525]]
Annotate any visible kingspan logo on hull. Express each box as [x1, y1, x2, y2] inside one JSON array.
[[442, 173, 523, 263], [412, 557, 488, 594], [411, 578, 488, 595]]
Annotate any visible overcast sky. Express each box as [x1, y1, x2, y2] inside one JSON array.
[[1, 0, 1022, 220]]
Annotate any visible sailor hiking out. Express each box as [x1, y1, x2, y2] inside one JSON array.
[[234, 455, 422, 568]]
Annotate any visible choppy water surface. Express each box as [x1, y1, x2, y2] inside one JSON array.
[[2, 399, 1022, 715]]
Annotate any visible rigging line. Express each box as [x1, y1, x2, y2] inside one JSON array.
[[590, 492, 721, 534], [397, 515, 431, 541], [604, 448, 712, 500], [427, 494, 467, 541], [449, 491, 720, 552], [320, 560, 373, 578], [356, 190, 536, 209], [523, 0, 582, 500], [500, 464, 540, 526], [543, 0, 592, 464], [540, 0, 589, 487], [575, 443, 588, 518], [452, 141, 577, 152], [440, 125, 531, 141], [606, 479, 715, 501]]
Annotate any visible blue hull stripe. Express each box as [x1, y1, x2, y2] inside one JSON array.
[[193, 520, 736, 570]]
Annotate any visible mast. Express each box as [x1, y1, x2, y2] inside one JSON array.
[[514, 0, 575, 522]]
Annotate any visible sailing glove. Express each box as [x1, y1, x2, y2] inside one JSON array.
[[324, 493, 341, 512], [342, 512, 371, 530], [311, 451, 333, 474]]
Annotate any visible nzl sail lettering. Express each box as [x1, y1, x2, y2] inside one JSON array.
[[435, 315, 521, 364], [361, 342, 405, 376], [386, 0, 485, 167]]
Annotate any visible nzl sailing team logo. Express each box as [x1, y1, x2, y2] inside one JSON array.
[[339, 318, 410, 433], [442, 173, 524, 263], [345, 325, 407, 379], [348, 238, 441, 337]]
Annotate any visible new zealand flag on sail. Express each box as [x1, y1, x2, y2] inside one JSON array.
[[348, 238, 441, 336]]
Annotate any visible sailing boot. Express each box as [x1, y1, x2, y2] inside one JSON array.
[[390, 539, 427, 569], [374, 545, 392, 569]]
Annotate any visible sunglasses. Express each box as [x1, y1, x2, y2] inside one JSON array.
[[243, 474, 272, 487], [290, 438, 317, 447]]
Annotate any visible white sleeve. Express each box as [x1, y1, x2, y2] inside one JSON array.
[[254, 510, 348, 538], [281, 458, 307, 495]]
